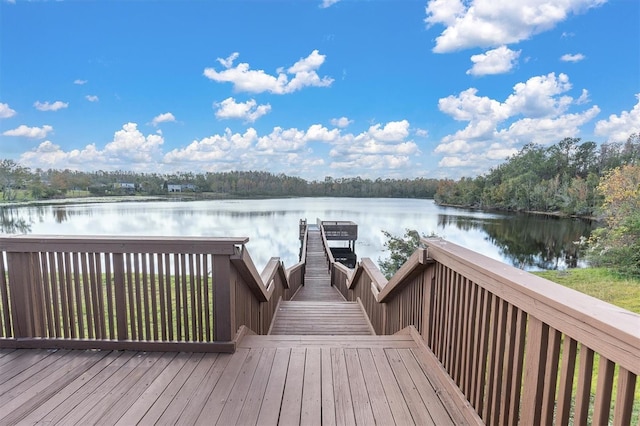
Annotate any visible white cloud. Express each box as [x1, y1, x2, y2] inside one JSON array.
[[594, 94, 640, 142], [367, 120, 410, 142], [576, 89, 590, 105], [85, 95, 99, 102], [3, 124, 53, 139], [415, 128, 429, 137], [74, 79, 87, 85], [435, 73, 600, 170], [164, 128, 258, 164], [20, 123, 164, 172], [560, 53, 586, 62], [104, 123, 164, 162], [330, 117, 353, 128], [34, 100, 68, 112], [217, 52, 239, 69], [329, 120, 419, 173], [257, 127, 307, 152], [320, 0, 340, 8], [214, 97, 271, 123], [17, 120, 422, 179], [203, 50, 333, 94], [151, 112, 177, 126], [425, 0, 606, 53], [306, 124, 340, 142], [0, 103, 16, 119], [467, 46, 521, 76]]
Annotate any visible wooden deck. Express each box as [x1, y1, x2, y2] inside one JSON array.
[[0, 328, 471, 425]]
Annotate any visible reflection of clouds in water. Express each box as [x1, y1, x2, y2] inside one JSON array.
[[17, 198, 590, 271]]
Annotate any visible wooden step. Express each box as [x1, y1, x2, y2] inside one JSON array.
[[269, 301, 374, 335]]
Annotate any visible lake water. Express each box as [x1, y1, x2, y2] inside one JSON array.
[[0, 197, 594, 271]]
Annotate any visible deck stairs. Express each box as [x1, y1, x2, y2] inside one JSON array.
[[268, 227, 374, 336]]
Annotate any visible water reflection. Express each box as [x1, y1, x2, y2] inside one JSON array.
[[437, 214, 593, 270], [1, 198, 595, 271], [0, 207, 32, 234]]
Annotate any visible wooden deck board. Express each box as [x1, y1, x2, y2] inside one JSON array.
[[0, 332, 469, 426]]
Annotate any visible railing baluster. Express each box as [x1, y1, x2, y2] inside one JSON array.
[[593, 355, 615, 425], [521, 316, 549, 425], [613, 367, 636, 425], [574, 344, 595, 425]]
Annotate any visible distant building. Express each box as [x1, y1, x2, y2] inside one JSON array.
[[113, 182, 136, 193], [167, 183, 196, 193]]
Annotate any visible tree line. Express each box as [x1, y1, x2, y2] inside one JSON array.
[[0, 161, 440, 201], [435, 134, 640, 216]]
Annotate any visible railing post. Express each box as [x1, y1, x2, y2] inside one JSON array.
[[520, 316, 548, 425], [113, 253, 128, 341], [7, 252, 34, 338], [213, 254, 233, 341], [421, 263, 435, 343]]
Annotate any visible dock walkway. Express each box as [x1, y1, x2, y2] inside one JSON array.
[[269, 227, 373, 335]]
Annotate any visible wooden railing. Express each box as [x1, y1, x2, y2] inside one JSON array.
[[0, 234, 304, 352], [329, 236, 640, 425]]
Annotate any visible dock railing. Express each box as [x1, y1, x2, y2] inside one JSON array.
[[0, 234, 305, 352], [328, 234, 640, 425]]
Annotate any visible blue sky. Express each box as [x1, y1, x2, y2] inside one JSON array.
[[1, 0, 638, 180]]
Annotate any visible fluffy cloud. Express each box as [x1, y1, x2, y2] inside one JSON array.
[[435, 72, 600, 170], [330, 117, 353, 128], [20, 141, 105, 169], [425, 0, 606, 53], [34, 101, 68, 112], [19, 123, 164, 171], [105, 123, 164, 162], [320, 0, 340, 8], [17, 120, 423, 179], [594, 94, 640, 142], [329, 120, 419, 172], [3, 124, 53, 139], [560, 53, 586, 62], [0, 103, 16, 118], [151, 112, 177, 126], [467, 46, 521, 76], [85, 95, 99, 102], [163, 120, 418, 175], [164, 128, 258, 164], [74, 79, 87, 85], [203, 50, 333, 94], [214, 98, 271, 122]]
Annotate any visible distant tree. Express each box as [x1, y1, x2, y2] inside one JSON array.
[[587, 164, 640, 278], [378, 229, 427, 279]]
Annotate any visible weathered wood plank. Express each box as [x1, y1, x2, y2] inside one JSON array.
[[332, 347, 356, 426], [279, 347, 306, 425], [236, 347, 277, 425], [256, 347, 291, 425], [216, 348, 263, 425], [301, 347, 322, 426], [343, 348, 376, 425]]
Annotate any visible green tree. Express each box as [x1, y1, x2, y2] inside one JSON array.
[[587, 164, 640, 277], [378, 229, 426, 279]]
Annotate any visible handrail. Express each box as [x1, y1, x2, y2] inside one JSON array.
[[0, 234, 304, 352], [422, 237, 640, 374], [329, 236, 640, 424]]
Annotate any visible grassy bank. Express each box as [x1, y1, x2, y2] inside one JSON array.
[[534, 267, 640, 423], [534, 267, 640, 314]]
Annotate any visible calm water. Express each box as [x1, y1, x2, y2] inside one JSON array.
[[0, 198, 594, 271]]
